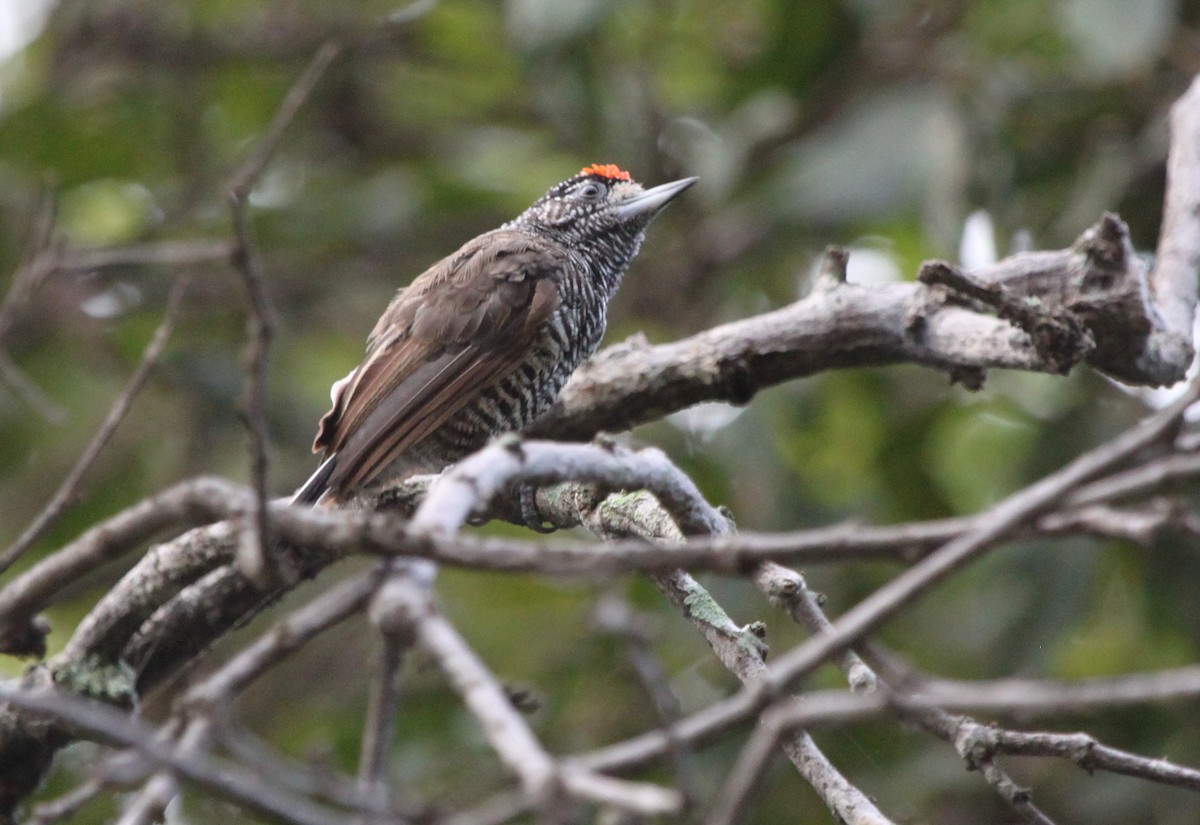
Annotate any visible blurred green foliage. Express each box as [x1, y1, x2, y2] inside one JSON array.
[[2, 0, 1199, 822]]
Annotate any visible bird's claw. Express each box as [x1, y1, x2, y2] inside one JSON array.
[[518, 483, 556, 533]]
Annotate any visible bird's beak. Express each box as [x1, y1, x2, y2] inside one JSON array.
[[615, 176, 698, 222]]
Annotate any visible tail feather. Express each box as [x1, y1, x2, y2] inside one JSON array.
[[292, 455, 338, 506]]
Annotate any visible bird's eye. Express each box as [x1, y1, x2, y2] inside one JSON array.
[[577, 182, 606, 200]]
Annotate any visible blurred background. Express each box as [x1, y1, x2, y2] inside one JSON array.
[[2, 1, 1200, 822]]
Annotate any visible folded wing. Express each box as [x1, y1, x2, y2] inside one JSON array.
[[313, 230, 566, 497]]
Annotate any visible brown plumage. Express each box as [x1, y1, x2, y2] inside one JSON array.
[[292, 165, 697, 507], [312, 231, 566, 494]]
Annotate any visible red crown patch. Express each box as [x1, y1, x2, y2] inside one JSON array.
[[579, 163, 632, 181]]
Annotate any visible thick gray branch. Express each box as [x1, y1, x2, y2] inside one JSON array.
[[532, 212, 1188, 442]]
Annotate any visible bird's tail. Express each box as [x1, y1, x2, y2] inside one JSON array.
[[291, 454, 338, 506]]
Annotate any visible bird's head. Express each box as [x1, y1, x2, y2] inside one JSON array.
[[514, 164, 697, 249]]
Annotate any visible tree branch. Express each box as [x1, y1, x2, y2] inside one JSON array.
[[531, 211, 1186, 443], [1147, 74, 1200, 372], [0, 278, 190, 583], [225, 42, 339, 588], [0, 685, 348, 825]]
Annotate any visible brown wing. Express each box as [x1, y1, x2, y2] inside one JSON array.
[[312, 229, 566, 496]]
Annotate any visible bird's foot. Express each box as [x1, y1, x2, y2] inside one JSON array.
[[518, 483, 557, 533]]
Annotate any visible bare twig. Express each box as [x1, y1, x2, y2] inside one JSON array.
[[183, 568, 382, 708], [753, 563, 876, 694], [114, 719, 213, 825], [895, 703, 1059, 825], [108, 571, 386, 823], [226, 41, 340, 587], [0, 685, 349, 825], [558, 766, 682, 817], [593, 593, 699, 810], [548, 457, 891, 824], [745, 379, 1199, 701], [0, 478, 241, 658], [54, 239, 235, 273], [378, 570, 681, 818], [983, 728, 1200, 792], [1, 278, 190, 577], [915, 664, 1200, 714], [216, 724, 406, 817], [440, 791, 528, 825], [705, 702, 892, 825], [356, 564, 414, 811], [228, 42, 342, 199], [1067, 450, 1200, 507], [228, 191, 277, 587], [0, 188, 58, 347], [28, 775, 107, 825], [0, 350, 66, 423], [702, 707, 783, 825]]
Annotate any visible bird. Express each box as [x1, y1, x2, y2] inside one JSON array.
[[292, 163, 697, 508]]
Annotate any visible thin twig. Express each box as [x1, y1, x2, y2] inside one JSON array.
[[379, 569, 681, 818], [228, 190, 277, 587], [27, 774, 107, 825], [0, 350, 67, 423], [753, 563, 876, 694], [0, 187, 58, 347], [216, 724, 408, 817], [55, 239, 235, 272], [702, 703, 791, 825], [184, 568, 382, 708], [894, 702, 1059, 825], [575, 664, 1200, 777], [0, 278, 190, 575], [228, 42, 342, 199], [0, 686, 349, 825], [357, 564, 415, 811], [114, 718, 214, 825], [985, 728, 1200, 792], [915, 664, 1200, 715], [748, 379, 1200, 699], [593, 593, 699, 811], [439, 791, 528, 825], [226, 41, 339, 587], [376, 572, 562, 812]]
